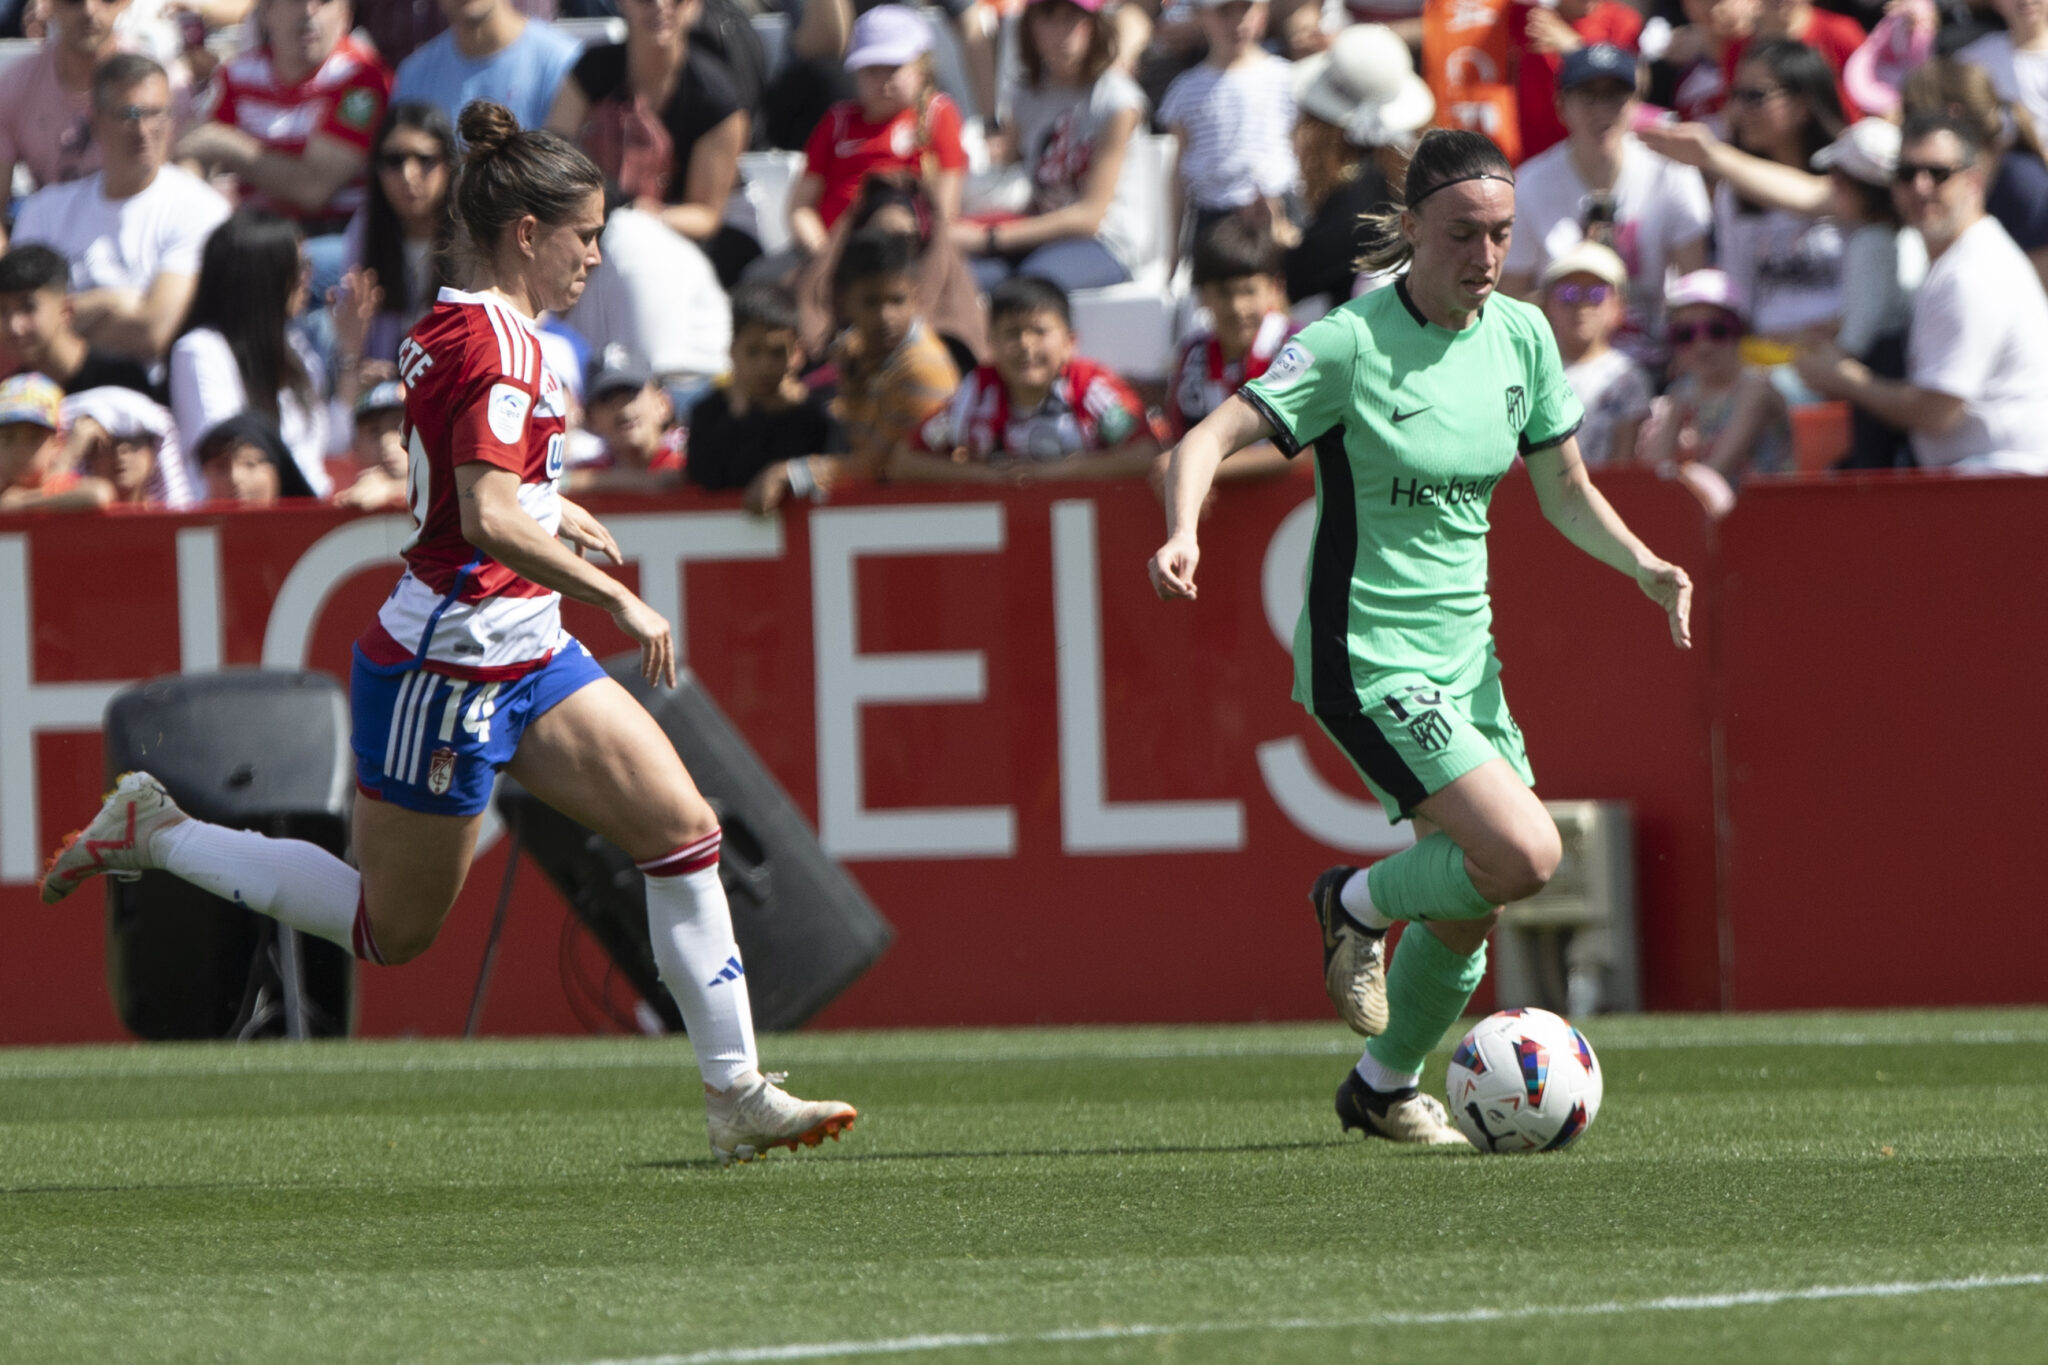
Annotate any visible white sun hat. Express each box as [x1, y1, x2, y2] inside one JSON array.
[[1292, 24, 1436, 149]]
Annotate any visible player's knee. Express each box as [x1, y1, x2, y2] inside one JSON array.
[[1492, 824, 1561, 904]]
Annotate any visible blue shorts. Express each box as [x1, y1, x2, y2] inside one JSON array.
[[350, 639, 608, 816]]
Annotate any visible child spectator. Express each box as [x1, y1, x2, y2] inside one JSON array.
[[0, 244, 154, 395], [963, 0, 1151, 294], [787, 7, 967, 261], [795, 174, 989, 366], [1540, 240, 1651, 466], [193, 411, 316, 505], [0, 372, 112, 511], [1724, 0, 1867, 120], [1158, 0, 1299, 262], [686, 282, 833, 499], [1511, 0, 1645, 163], [904, 275, 1155, 481], [64, 384, 187, 507], [1640, 269, 1790, 480], [569, 343, 688, 495], [332, 379, 407, 509], [1168, 217, 1295, 438]]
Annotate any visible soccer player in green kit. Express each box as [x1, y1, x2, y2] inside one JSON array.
[[1148, 129, 1694, 1146]]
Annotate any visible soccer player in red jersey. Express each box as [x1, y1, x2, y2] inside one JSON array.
[[43, 101, 855, 1168]]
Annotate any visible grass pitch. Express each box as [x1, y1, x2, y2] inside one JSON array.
[[4, 1010, 2047, 1365]]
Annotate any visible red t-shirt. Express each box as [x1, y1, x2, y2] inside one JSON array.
[[1512, 1, 1646, 165], [1724, 10, 1869, 121], [801, 96, 968, 229], [915, 356, 1149, 460], [215, 34, 392, 223]]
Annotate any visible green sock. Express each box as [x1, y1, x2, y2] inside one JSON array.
[[1364, 925, 1488, 1078], [1364, 832, 1495, 922]]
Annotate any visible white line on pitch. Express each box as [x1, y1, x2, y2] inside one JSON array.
[[569, 1272, 2048, 1365]]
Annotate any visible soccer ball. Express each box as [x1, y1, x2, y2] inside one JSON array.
[[1445, 1008, 1603, 1153]]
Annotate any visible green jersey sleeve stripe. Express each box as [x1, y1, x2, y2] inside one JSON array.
[[1240, 387, 1302, 457], [1520, 415, 1584, 456]]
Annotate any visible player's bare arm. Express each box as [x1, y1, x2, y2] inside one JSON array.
[[1523, 436, 1693, 650], [1148, 394, 1274, 601]]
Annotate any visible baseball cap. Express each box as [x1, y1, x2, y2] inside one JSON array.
[[1811, 117, 1902, 188], [1539, 239, 1629, 291], [585, 342, 653, 401], [1558, 44, 1640, 93], [844, 5, 933, 71], [353, 380, 405, 420], [1292, 24, 1435, 148], [0, 373, 64, 430], [1664, 269, 1746, 324]]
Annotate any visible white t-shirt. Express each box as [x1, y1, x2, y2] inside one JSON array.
[[1505, 135, 1712, 362], [1713, 182, 1845, 338], [1158, 55, 1299, 209], [1958, 34, 2048, 159], [1563, 348, 1653, 467], [168, 327, 338, 498], [1906, 215, 2048, 474], [11, 164, 230, 296], [1835, 222, 1925, 359], [1009, 70, 1152, 272], [561, 206, 730, 383]]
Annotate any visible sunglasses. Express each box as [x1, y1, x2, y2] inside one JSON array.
[[377, 150, 447, 172], [102, 104, 172, 124], [1668, 318, 1739, 345], [1894, 161, 1969, 186], [1551, 283, 1614, 305], [1728, 85, 1785, 108]]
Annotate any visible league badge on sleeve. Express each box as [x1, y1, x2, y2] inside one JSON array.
[[488, 383, 531, 444], [1263, 340, 1314, 389]]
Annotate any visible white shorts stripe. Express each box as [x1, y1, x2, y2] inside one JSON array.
[[409, 676, 444, 784], [395, 674, 437, 785], [383, 673, 420, 776]]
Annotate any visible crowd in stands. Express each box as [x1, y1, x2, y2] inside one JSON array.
[[3, 0, 2046, 517]]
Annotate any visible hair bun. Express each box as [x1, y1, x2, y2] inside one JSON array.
[[457, 100, 520, 159]]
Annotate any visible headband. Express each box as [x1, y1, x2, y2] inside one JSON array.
[[1409, 171, 1516, 206]]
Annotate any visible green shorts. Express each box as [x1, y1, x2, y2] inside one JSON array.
[[1310, 645, 1535, 823]]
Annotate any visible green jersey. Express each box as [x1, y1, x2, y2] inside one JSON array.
[[1240, 281, 1582, 714]]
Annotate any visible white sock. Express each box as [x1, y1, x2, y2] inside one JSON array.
[[1339, 868, 1395, 932], [639, 830, 758, 1091], [151, 819, 363, 951], [1354, 1049, 1421, 1093]]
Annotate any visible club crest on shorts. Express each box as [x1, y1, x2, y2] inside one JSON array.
[[427, 746, 457, 797], [1504, 384, 1528, 430]]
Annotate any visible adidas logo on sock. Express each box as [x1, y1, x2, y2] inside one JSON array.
[[705, 955, 745, 987]]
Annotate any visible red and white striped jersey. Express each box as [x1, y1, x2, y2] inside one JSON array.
[[357, 288, 571, 681], [214, 35, 390, 222]]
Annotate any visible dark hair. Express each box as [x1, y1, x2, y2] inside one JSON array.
[[1356, 128, 1514, 273], [452, 100, 606, 265], [834, 226, 921, 298], [1731, 38, 1844, 187], [846, 172, 937, 250], [0, 244, 69, 295], [989, 274, 1070, 328], [195, 411, 317, 500], [1902, 59, 2044, 162], [731, 280, 802, 335], [91, 52, 167, 108], [363, 101, 457, 320], [176, 212, 311, 421], [1192, 215, 1283, 287], [1900, 109, 1984, 162], [1018, 0, 1119, 89]]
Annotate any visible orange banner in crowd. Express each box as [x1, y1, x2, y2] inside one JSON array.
[[1423, 0, 1522, 166]]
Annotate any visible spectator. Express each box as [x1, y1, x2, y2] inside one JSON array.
[[0, 371, 114, 510], [1640, 268, 1790, 479], [169, 212, 347, 499], [1540, 240, 1651, 466], [0, 243, 155, 394], [180, 0, 392, 241], [1502, 44, 1712, 370], [354, 0, 556, 70], [342, 101, 455, 366], [1158, 0, 1298, 262], [1713, 38, 1846, 352], [1958, 0, 2048, 140], [1725, 0, 1867, 118], [786, 6, 967, 262], [795, 172, 987, 363], [193, 410, 318, 504], [0, 0, 189, 204], [758, 0, 856, 151], [392, 0, 580, 134], [1647, 0, 1759, 123], [331, 378, 407, 508], [64, 382, 187, 506], [683, 281, 831, 499], [903, 274, 1155, 480], [562, 200, 732, 413], [1169, 217, 1293, 439], [568, 342, 687, 493], [545, 0, 756, 289], [1285, 22, 1431, 315], [1902, 57, 2048, 292], [10, 54, 230, 362], [962, 0, 1149, 294], [1795, 113, 2048, 474], [1510, 0, 1645, 164]]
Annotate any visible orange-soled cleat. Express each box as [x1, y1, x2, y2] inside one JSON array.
[[41, 771, 187, 906], [704, 1070, 857, 1166]]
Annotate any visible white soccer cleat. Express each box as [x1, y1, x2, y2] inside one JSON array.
[[704, 1070, 856, 1167], [1311, 866, 1389, 1037], [1336, 1070, 1471, 1148], [40, 771, 187, 906]]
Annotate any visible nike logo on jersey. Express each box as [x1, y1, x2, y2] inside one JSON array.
[[1391, 406, 1431, 423]]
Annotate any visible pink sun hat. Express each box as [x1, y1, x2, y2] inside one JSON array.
[[1843, 0, 1937, 118]]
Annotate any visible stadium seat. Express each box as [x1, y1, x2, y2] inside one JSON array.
[[1791, 400, 1852, 472], [734, 149, 804, 257], [1068, 131, 1183, 382], [555, 16, 625, 47]]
